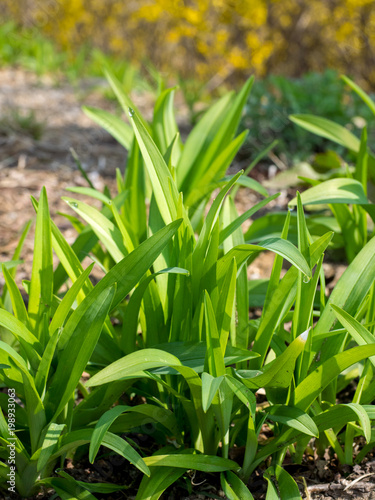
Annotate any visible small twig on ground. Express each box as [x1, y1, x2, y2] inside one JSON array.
[[343, 472, 375, 491]]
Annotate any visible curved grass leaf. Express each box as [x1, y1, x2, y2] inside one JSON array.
[[289, 178, 368, 206], [135, 466, 185, 500], [37, 423, 65, 472], [265, 405, 318, 437], [86, 349, 182, 387], [129, 109, 179, 225], [220, 471, 254, 500], [143, 452, 239, 472], [295, 344, 375, 411], [237, 329, 309, 389], [103, 432, 150, 476], [62, 197, 128, 262], [82, 106, 133, 150], [264, 465, 301, 500], [28, 187, 53, 339], [290, 114, 360, 152], [45, 285, 116, 420]]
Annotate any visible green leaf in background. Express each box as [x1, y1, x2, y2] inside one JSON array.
[[341, 75, 375, 116], [289, 178, 369, 206], [290, 114, 360, 152]]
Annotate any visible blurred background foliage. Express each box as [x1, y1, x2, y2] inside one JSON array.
[[1, 0, 375, 89], [0, 0, 374, 164]]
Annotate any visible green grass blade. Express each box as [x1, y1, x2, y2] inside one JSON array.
[[86, 349, 182, 387], [177, 91, 234, 190], [45, 285, 116, 420], [104, 68, 149, 130], [264, 466, 301, 500], [341, 75, 375, 116], [295, 344, 375, 411], [201, 373, 224, 412], [63, 197, 128, 262], [28, 187, 53, 339], [2, 265, 29, 325], [221, 471, 254, 500], [89, 405, 129, 463], [0, 309, 42, 369], [143, 452, 239, 472], [135, 466, 185, 500], [37, 423, 65, 472], [238, 329, 309, 389], [129, 109, 179, 225], [313, 235, 375, 362], [152, 87, 181, 162], [265, 405, 318, 437], [102, 432, 150, 476], [204, 291, 226, 377], [289, 178, 368, 206], [220, 193, 280, 246], [330, 305, 375, 367], [49, 263, 94, 336], [82, 106, 134, 150], [290, 114, 360, 152]]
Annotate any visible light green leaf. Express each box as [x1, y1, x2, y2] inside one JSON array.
[[82, 106, 133, 150], [220, 471, 254, 500], [201, 373, 224, 412], [86, 349, 182, 387], [289, 178, 368, 206], [238, 329, 310, 389], [37, 423, 65, 472], [264, 465, 301, 500], [290, 114, 360, 152], [45, 285, 116, 420], [62, 197, 128, 262], [143, 452, 239, 472], [265, 405, 319, 437]]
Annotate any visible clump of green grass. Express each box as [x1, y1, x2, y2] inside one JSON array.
[[0, 72, 374, 499], [0, 108, 45, 140]]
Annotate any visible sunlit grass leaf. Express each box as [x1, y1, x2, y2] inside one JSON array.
[[129, 109, 179, 225], [290, 114, 360, 152], [28, 187, 53, 339], [86, 349, 182, 387], [289, 178, 368, 206], [62, 197, 128, 262], [264, 405, 319, 437], [143, 452, 239, 472], [237, 329, 309, 389], [220, 471, 255, 500], [295, 344, 375, 411], [37, 423, 65, 472], [82, 105, 134, 150]]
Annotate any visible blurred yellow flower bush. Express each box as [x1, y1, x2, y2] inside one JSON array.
[[2, 0, 375, 86]]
